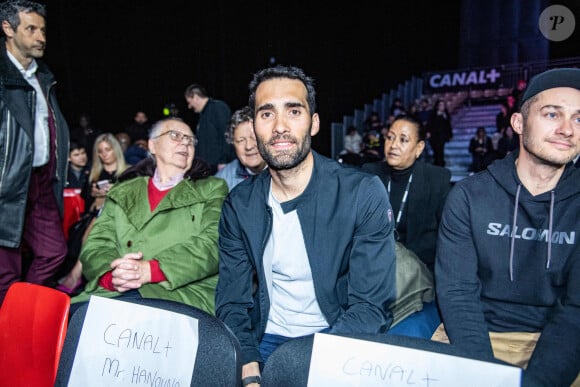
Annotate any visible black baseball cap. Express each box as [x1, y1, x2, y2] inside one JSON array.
[[519, 67, 580, 110]]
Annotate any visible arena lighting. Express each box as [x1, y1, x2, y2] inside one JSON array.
[[163, 103, 178, 117]]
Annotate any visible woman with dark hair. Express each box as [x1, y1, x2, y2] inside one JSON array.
[[362, 115, 452, 338], [69, 118, 228, 316], [362, 115, 451, 271]]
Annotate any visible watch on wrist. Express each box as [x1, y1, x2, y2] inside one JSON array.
[[242, 375, 261, 385]]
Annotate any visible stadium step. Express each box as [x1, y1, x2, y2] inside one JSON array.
[[445, 104, 502, 182]]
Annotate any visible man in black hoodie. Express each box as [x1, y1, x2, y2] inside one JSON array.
[[434, 68, 580, 387]]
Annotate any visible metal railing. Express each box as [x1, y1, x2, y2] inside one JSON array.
[[331, 56, 580, 160]]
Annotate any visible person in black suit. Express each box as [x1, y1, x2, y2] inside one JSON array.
[[362, 115, 452, 339], [468, 126, 493, 173], [425, 99, 453, 167]]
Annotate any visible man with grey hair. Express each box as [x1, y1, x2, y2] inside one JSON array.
[[0, 0, 70, 305]]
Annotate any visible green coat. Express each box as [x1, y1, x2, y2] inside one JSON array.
[[71, 176, 228, 315]]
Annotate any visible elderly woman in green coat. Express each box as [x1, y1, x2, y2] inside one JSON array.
[[70, 118, 228, 316]]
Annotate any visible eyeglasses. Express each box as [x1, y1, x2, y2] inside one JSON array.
[[154, 130, 197, 146]]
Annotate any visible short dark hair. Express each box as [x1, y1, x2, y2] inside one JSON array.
[[69, 141, 84, 153], [248, 65, 316, 117], [346, 125, 358, 135], [184, 83, 208, 99], [0, 0, 46, 33], [392, 115, 425, 141]]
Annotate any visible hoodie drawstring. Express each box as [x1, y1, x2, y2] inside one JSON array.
[[547, 190, 554, 270], [509, 185, 555, 281], [509, 185, 521, 281]]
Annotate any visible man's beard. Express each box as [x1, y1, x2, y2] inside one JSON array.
[[258, 132, 311, 171]]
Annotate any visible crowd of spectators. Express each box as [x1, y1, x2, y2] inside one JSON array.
[[1, 2, 578, 383]]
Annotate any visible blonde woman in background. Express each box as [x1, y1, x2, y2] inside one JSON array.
[[82, 132, 129, 213], [57, 133, 129, 295]]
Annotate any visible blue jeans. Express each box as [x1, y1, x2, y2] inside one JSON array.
[[387, 300, 441, 339], [259, 333, 292, 365], [259, 327, 331, 364]]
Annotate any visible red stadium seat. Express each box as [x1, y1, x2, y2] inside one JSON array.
[[0, 282, 70, 387]]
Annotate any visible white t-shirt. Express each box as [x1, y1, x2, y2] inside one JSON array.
[[264, 187, 329, 337]]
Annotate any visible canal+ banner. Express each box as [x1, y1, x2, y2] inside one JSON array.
[[424, 66, 503, 92]]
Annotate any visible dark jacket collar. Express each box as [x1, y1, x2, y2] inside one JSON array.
[[0, 37, 55, 88]]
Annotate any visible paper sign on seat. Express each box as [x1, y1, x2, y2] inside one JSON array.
[[68, 296, 198, 387], [308, 333, 521, 387]]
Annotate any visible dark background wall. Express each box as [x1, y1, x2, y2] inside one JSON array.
[[43, 0, 579, 157], [459, 0, 550, 67]]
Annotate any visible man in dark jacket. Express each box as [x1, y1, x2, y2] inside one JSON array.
[[434, 68, 580, 386], [0, 0, 70, 305], [184, 83, 234, 174], [215, 65, 396, 387]]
